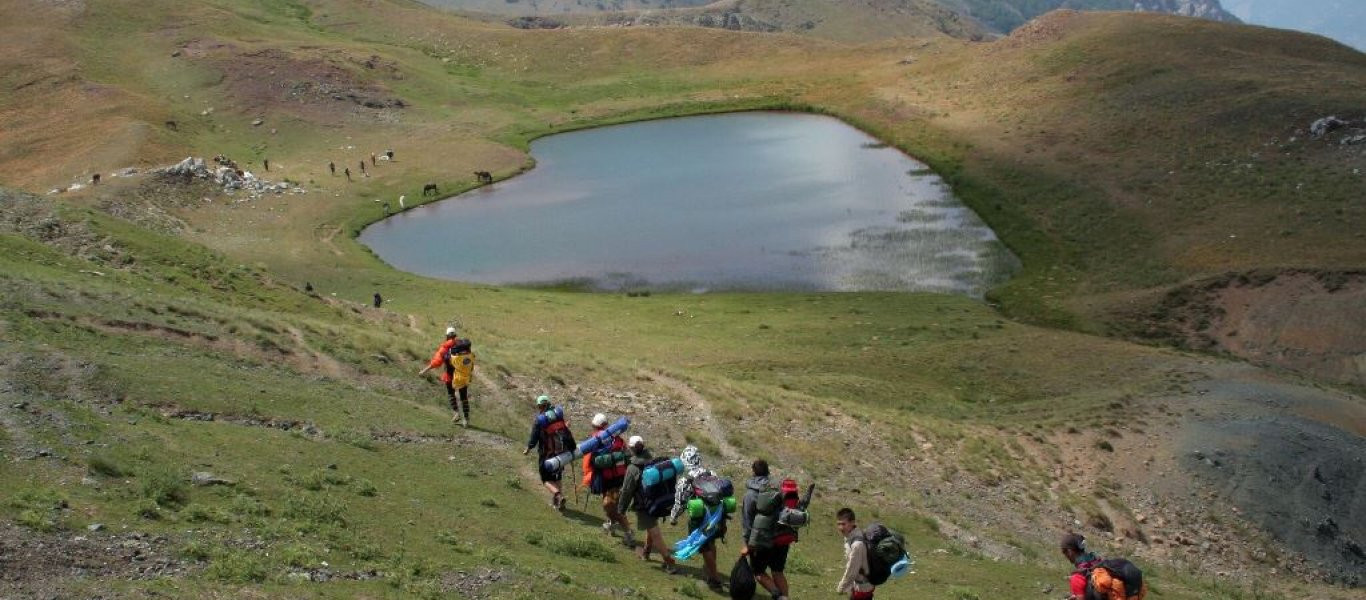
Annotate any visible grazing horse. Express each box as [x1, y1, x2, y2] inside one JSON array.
[[422, 183, 439, 196], [474, 171, 493, 184]]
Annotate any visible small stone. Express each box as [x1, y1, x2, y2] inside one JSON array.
[[88, 523, 105, 532], [251, 118, 264, 126], [190, 472, 235, 487]]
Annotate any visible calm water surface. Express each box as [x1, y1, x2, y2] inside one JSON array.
[[361, 112, 1017, 295]]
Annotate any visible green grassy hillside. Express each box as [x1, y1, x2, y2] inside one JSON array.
[[1, 0, 1363, 597]]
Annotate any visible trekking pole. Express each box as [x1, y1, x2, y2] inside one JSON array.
[[571, 460, 582, 510]]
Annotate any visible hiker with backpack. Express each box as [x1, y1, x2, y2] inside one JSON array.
[[523, 395, 576, 511], [617, 435, 680, 574], [669, 446, 732, 590], [1061, 533, 1146, 600], [838, 508, 912, 598], [740, 460, 807, 600], [582, 413, 634, 547], [835, 508, 876, 599], [417, 327, 471, 425]]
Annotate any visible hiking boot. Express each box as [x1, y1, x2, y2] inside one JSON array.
[[707, 579, 725, 591], [661, 562, 678, 575], [460, 415, 469, 428], [622, 529, 635, 548], [451, 413, 460, 424], [555, 495, 567, 511], [602, 521, 615, 536]]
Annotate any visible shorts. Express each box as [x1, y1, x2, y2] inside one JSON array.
[[850, 590, 874, 600], [698, 536, 717, 553], [749, 544, 790, 575], [635, 511, 660, 532], [539, 463, 563, 483]]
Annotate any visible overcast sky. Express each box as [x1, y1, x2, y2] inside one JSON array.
[[1220, 0, 1364, 51]]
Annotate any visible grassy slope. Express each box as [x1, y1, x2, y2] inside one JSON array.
[[844, 11, 1366, 327], [0, 0, 1363, 597]]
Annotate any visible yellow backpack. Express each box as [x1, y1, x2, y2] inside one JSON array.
[[446, 340, 475, 388]]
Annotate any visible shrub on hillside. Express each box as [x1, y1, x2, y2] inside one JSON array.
[[548, 536, 617, 563], [140, 469, 189, 508]]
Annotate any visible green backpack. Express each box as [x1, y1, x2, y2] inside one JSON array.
[[747, 488, 807, 548]]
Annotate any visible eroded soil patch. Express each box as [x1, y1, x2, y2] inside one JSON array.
[[1125, 269, 1366, 386]]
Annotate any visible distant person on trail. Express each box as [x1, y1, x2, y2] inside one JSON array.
[[373, 292, 383, 308], [670, 445, 728, 589], [370, 153, 377, 166], [385, 149, 394, 160], [263, 158, 270, 171], [583, 413, 633, 547], [1061, 533, 1146, 600], [524, 395, 575, 511], [344, 167, 351, 181], [741, 459, 791, 600], [329, 161, 336, 175], [835, 507, 875, 599], [618, 435, 680, 574]]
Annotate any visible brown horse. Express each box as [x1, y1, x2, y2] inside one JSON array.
[[474, 171, 493, 184], [422, 183, 439, 196]]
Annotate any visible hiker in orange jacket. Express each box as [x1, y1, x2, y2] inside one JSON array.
[[418, 327, 464, 424], [582, 413, 634, 547]]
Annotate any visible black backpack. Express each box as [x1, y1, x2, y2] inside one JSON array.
[[637, 458, 678, 518], [1084, 558, 1144, 600], [862, 523, 907, 586], [693, 473, 734, 506]]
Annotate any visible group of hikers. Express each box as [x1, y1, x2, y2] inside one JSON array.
[[419, 329, 1147, 600]]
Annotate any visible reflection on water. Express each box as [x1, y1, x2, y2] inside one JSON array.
[[360, 112, 1018, 296]]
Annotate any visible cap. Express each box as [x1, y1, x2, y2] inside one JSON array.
[[1060, 533, 1086, 552], [445, 327, 457, 336], [628, 435, 644, 448], [536, 395, 551, 407], [591, 413, 609, 428]]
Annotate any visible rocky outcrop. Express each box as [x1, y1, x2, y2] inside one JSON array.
[[1131, 0, 1240, 22], [157, 156, 306, 200]]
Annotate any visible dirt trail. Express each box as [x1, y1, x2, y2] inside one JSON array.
[[636, 370, 738, 460], [286, 326, 348, 379], [315, 224, 345, 257]]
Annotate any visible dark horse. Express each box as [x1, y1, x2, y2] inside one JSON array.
[[474, 171, 493, 184], [422, 183, 439, 196]]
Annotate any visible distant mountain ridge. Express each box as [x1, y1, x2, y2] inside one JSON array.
[[939, 0, 1236, 32], [422, 0, 1240, 37]]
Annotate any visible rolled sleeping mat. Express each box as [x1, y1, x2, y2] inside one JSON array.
[[542, 417, 631, 471], [542, 451, 575, 472], [576, 417, 629, 457], [641, 457, 685, 487], [722, 495, 738, 514], [687, 497, 708, 518]]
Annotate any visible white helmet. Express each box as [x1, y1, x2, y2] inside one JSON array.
[[591, 413, 609, 428]]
